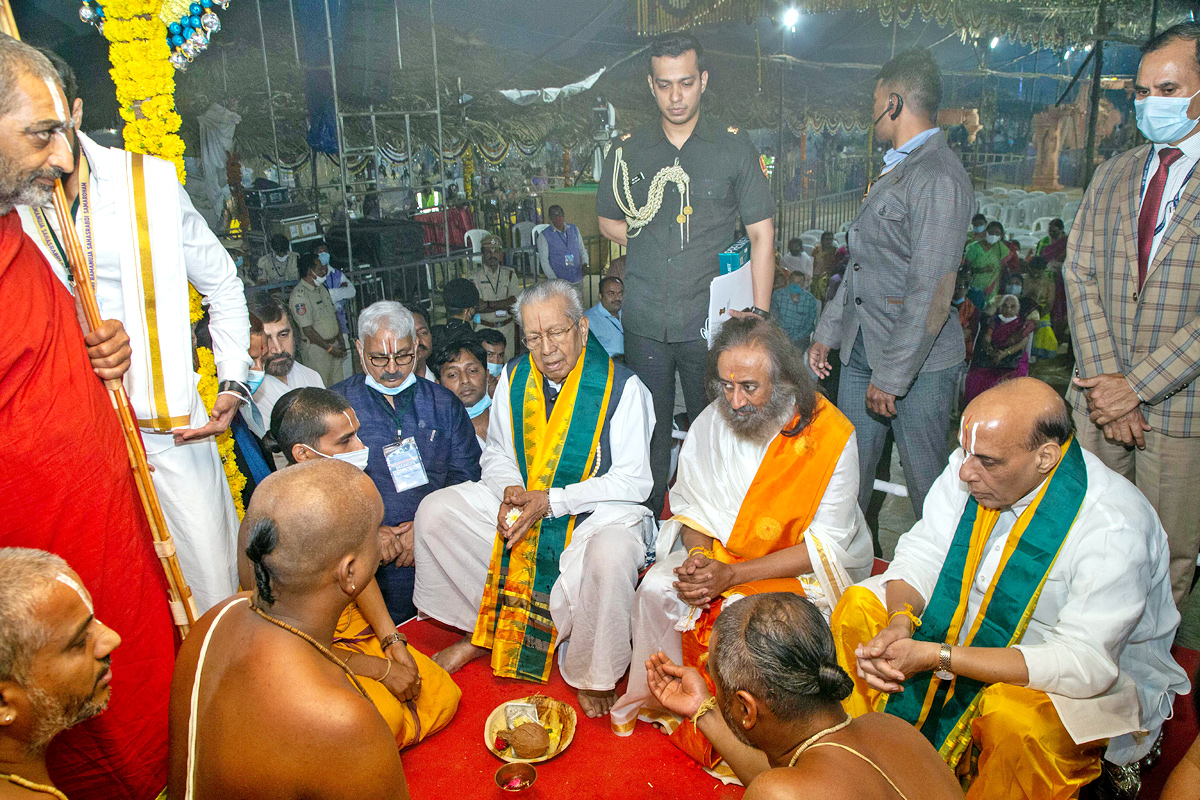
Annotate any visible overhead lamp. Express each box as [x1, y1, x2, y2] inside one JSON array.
[[1063, 48, 1073, 61], [990, 36, 1000, 49], [783, 7, 800, 30]]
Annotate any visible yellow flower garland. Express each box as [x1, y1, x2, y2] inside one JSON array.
[[104, 0, 247, 519], [102, 0, 187, 184]]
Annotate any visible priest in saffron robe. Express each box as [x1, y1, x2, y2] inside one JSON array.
[[413, 280, 655, 719], [0, 37, 175, 800], [611, 317, 873, 781], [831, 378, 1188, 799]]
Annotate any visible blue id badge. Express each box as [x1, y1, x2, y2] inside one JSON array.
[[564, 253, 575, 269], [383, 437, 429, 494]]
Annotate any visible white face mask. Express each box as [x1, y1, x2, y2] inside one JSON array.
[[1135, 90, 1200, 144], [998, 313, 1018, 324], [985, 234, 1001, 245], [303, 444, 369, 470]]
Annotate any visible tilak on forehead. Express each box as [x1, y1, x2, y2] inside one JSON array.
[[43, 77, 73, 151], [56, 572, 92, 613]]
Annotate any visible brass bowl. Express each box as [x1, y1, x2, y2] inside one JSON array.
[[495, 762, 537, 792]]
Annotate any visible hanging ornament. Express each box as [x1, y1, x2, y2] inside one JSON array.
[[200, 12, 220, 32], [181, 39, 199, 58], [79, 3, 95, 23], [170, 51, 189, 70]]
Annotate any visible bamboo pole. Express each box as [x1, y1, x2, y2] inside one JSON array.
[[1, 2, 198, 636]]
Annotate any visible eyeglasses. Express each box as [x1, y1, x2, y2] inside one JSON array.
[[367, 352, 416, 368], [522, 321, 577, 350]]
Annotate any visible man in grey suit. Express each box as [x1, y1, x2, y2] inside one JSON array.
[[810, 49, 972, 525]]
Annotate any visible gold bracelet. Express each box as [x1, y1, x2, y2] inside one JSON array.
[[691, 696, 718, 725], [887, 603, 922, 631], [379, 659, 392, 681]]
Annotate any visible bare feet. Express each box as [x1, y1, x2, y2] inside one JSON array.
[[577, 688, 618, 718], [432, 635, 487, 674]]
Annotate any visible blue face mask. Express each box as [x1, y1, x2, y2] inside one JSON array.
[[247, 369, 266, 393], [235, 255, 244, 268], [365, 369, 416, 396], [465, 393, 492, 419], [487, 362, 504, 377], [318, 251, 331, 267], [972, 224, 986, 234], [1135, 91, 1200, 144], [788, 283, 804, 295], [472, 313, 482, 324]]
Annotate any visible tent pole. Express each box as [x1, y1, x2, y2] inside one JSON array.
[[1083, 2, 1106, 189]]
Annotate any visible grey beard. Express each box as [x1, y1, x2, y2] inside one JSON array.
[[24, 683, 107, 757], [0, 161, 62, 214], [263, 353, 294, 377], [717, 384, 796, 446]]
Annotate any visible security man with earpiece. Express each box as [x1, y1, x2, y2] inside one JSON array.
[[809, 49, 973, 534], [596, 31, 776, 518]]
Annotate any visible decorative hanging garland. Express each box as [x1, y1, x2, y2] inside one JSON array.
[[476, 139, 510, 165], [78, 0, 230, 71]]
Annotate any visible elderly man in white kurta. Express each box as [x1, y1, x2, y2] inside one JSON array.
[[414, 280, 654, 719], [832, 378, 1188, 800], [610, 317, 873, 776], [19, 129, 250, 613]]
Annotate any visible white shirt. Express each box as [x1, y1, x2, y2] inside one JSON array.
[[781, 250, 813, 278], [880, 448, 1188, 763], [1138, 134, 1200, 268], [482, 365, 654, 522], [40, 134, 251, 383], [252, 360, 325, 426]]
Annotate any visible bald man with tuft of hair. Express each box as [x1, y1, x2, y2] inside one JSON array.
[[169, 460, 411, 800]]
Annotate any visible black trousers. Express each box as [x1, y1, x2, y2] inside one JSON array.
[[624, 331, 710, 517]]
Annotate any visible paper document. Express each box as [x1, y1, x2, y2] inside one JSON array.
[[704, 264, 753, 346]]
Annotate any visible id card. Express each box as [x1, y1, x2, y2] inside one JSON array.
[[383, 437, 429, 494], [564, 253, 575, 269]]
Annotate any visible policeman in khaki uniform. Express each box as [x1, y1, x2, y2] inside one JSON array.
[[597, 31, 776, 516], [289, 250, 346, 387]]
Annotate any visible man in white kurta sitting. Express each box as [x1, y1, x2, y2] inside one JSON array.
[[18, 56, 250, 613], [413, 280, 655, 718], [832, 378, 1189, 800], [610, 316, 873, 776]]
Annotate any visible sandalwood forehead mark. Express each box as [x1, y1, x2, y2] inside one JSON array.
[[43, 77, 72, 151], [56, 572, 92, 613]]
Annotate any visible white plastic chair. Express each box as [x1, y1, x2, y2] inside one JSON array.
[[1030, 217, 1055, 235], [1006, 188, 1027, 198], [801, 233, 820, 246], [1026, 190, 1046, 198], [1018, 198, 1045, 227], [1000, 204, 1023, 229], [464, 228, 490, 263], [530, 224, 551, 278], [833, 233, 847, 248], [980, 203, 1003, 221], [837, 220, 852, 235], [1061, 201, 1081, 226], [802, 242, 815, 255], [801, 228, 825, 240]]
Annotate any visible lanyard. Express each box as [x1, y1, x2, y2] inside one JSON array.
[[479, 266, 502, 297], [1140, 149, 1199, 237], [31, 157, 94, 292], [370, 384, 416, 437]]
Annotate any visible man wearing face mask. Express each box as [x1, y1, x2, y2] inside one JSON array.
[[332, 301, 481, 621], [478, 327, 508, 397], [810, 49, 972, 526], [257, 233, 298, 284], [290, 251, 346, 388], [1065, 21, 1200, 607], [428, 334, 492, 457]]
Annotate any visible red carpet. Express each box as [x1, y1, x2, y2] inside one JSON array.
[[399, 618, 745, 800]]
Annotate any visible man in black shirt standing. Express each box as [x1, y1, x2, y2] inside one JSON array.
[[597, 32, 776, 516]]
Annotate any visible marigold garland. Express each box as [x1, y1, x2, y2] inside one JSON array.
[[196, 345, 246, 519], [102, 0, 187, 184]]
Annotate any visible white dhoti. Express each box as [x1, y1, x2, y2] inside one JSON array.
[[611, 402, 873, 734], [414, 481, 649, 691], [145, 386, 239, 614]]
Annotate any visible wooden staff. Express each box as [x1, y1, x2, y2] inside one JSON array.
[[1, 4, 198, 635]]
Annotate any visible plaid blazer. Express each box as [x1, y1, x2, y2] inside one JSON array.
[[1064, 143, 1200, 437], [813, 130, 972, 396]]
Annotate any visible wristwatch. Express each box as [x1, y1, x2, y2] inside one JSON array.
[[748, 306, 771, 320], [934, 643, 954, 681]]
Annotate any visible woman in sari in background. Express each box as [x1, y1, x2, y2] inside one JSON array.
[[964, 294, 1037, 404]]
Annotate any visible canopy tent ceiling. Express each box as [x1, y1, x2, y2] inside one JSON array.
[[636, 0, 1194, 46]]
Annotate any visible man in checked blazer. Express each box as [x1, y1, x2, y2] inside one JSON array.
[[1066, 23, 1200, 606], [811, 49, 972, 527]]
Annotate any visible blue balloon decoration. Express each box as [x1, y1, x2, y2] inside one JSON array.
[[201, 0, 213, 6], [94, 4, 104, 17], [189, 15, 201, 28], [168, 21, 182, 34], [189, 3, 202, 14], [171, 34, 185, 46]]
